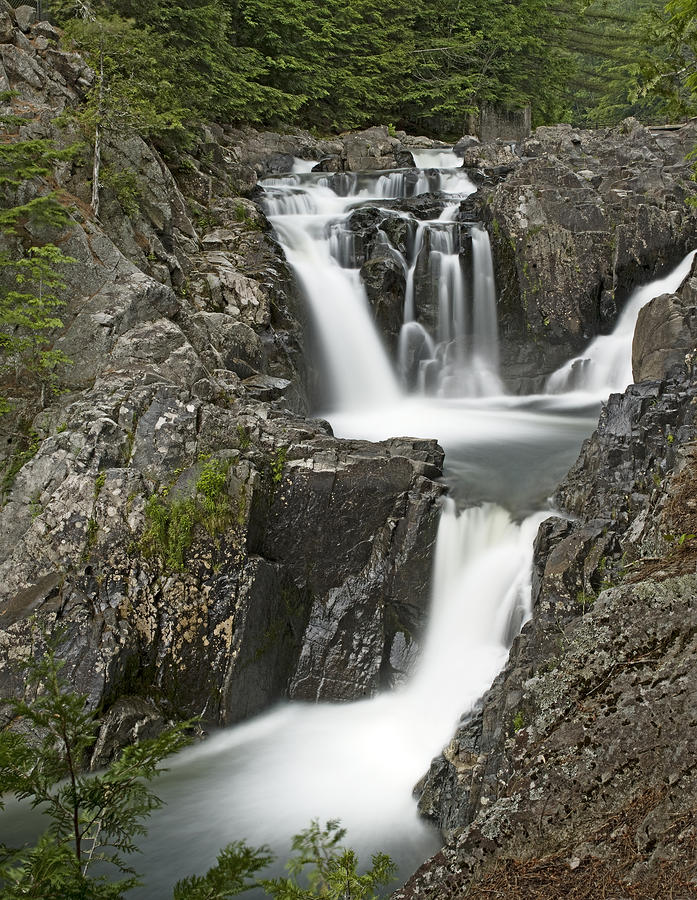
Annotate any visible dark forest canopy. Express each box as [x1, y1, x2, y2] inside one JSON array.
[[49, 0, 576, 136], [47, 0, 696, 137]]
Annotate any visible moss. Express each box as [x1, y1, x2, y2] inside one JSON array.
[[140, 458, 234, 571], [94, 471, 107, 500], [270, 446, 288, 485], [236, 422, 251, 450], [575, 589, 596, 612]]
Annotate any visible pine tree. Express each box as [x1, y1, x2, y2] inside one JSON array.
[[0, 111, 76, 409]]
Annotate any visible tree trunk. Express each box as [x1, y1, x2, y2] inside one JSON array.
[[90, 41, 104, 219], [91, 121, 101, 219]]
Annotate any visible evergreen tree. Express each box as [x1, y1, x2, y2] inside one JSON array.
[[0, 634, 393, 899], [0, 636, 194, 898], [0, 115, 76, 409]]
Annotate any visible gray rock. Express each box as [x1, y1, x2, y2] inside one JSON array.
[[361, 255, 406, 351], [341, 125, 404, 171], [477, 121, 697, 390], [401, 363, 697, 897], [632, 255, 697, 382], [13, 4, 36, 31]]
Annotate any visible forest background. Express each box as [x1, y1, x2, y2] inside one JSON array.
[[41, 0, 697, 142]]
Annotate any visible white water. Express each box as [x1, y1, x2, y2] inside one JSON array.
[[115, 500, 548, 898], [411, 148, 463, 169], [547, 250, 697, 397], [6, 150, 694, 897]]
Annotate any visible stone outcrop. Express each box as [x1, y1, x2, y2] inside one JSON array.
[[341, 125, 416, 171], [0, 7, 445, 758], [469, 119, 697, 391], [633, 253, 697, 382]]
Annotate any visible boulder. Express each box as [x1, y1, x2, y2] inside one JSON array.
[[341, 125, 405, 171], [633, 255, 697, 382], [13, 4, 36, 32], [361, 255, 406, 350], [478, 121, 697, 389]]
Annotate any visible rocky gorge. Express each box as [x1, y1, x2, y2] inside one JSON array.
[[1, 2, 697, 897]]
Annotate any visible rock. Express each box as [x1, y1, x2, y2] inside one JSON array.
[[341, 125, 405, 171], [34, 21, 60, 42], [312, 155, 343, 172], [257, 151, 295, 176], [632, 255, 697, 382], [462, 139, 518, 170], [453, 135, 480, 156], [13, 4, 36, 31], [361, 255, 406, 350], [0, 7, 14, 43], [396, 149, 416, 168], [401, 364, 697, 897], [478, 121, 697, 390], [242, 373, 290, 400], [0, 17, 447, 755]]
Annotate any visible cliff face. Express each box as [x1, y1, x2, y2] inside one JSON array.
[[0, 5, 445, 760]]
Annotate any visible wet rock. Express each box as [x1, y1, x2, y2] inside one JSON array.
[[312, 155, 342, 172], [633, 255, 697, 382], [0, 15, 446, 757], [404, 364, 697, 897], [476, 121, 697, 390], [361, 255, 406, 351]]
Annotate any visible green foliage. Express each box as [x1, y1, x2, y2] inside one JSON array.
[[0, 640, 394, 900], [270, 446, 288, 485], [663, 531, 696, 545], [0, 244, 75, 392], [513, 710, 526, 732], [63, 13, 190, 142], [140, 458, 232, 570], [0, 127, 76, 406], [261, 819, 396, 900], [236, 423, 251, 450], [561, 0, 667, 126], [100, 167, 141, 216], [575, 589, 597, 611], [173, 841, 273, 899], [0, 633, 193, 898], [49, 0, 577, 134], [0, 138, 76, 233]]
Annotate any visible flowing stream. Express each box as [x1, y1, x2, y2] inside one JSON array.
[[4, 151, 695, 897]]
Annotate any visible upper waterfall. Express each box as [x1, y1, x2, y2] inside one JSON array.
[[261, 158, 505, 410]]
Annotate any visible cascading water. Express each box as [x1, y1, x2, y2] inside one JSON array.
[[8, 148, 694, 898], [547, 250, 697, 397]]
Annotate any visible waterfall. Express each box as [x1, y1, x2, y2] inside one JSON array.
[[124, 502, 549, 898], [262, 160, 506, 409], [411, 148, 463, 170], [547, 250, 697, 397], [11, 148, 653, 897], [397, 220, 503, 398], [271, 214, 401, 410]]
